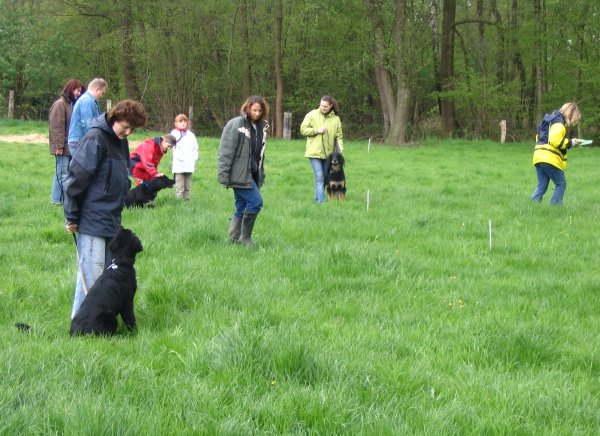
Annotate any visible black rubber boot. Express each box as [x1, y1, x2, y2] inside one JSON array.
[[227, 215, 242, 243], [238, 212, 258, 247]]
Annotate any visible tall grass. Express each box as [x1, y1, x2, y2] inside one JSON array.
[[1, 123, 600, 433]]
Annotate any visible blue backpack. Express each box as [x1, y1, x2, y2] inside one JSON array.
[[536, 110, 566, 145]]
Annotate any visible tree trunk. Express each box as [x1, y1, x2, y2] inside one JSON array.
[[366, 0, 410, 144], [429, 0, 441, 115], [490, 0, 505, 83], [534, 0, 543, 121], [274, 0, 284, 138], [240, 0, 252, 97], [510, 0, 528, 129], [477, 0, 487, 76], [387, 0, 410, 144], [440, 0, 457, 137], [120, 0, 141, 101]]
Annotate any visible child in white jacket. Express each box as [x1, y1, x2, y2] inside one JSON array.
[[170, 114, 199, 200]]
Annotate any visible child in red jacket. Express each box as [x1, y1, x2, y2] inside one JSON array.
[[129, 134, 176, 185]]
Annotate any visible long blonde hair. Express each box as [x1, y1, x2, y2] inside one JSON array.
[[560, 102, 581, 127]]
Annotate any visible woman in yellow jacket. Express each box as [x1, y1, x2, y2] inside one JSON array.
[[531, 102, 582, 205], [300, 95, 344, 204]]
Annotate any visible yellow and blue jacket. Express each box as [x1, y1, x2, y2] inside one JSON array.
[[533, 110, 572, 171]]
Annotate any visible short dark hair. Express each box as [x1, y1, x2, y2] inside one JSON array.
[[240, 95, 269, 121], [106, 100, 147, 128], [162, 134, 177, 145], [62, 79, 85, 100]]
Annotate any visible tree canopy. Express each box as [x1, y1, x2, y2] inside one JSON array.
[[1, 0, 598, 143]]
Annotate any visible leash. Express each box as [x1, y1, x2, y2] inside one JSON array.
[[72, 233, 90, 296]]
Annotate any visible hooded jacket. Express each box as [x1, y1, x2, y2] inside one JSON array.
[[533, 110, 572, 171], [300, 108, 344, 159], [129, 138, 166, 181], [64, 114, 130, 238], [217, 115, 268, 189], [48, 94, 74, 155]]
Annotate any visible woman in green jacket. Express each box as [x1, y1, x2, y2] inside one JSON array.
[[300, 95, 344, 204]]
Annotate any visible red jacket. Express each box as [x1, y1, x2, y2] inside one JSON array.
[[129, 138, 166, 181]]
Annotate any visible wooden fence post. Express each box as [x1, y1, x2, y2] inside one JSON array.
[[283, 112, 292, 139], [499, 119, 506, 144], [8, 90, 15, 119], [188, 106, 194, 129]]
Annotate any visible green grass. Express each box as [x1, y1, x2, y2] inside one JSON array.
[[2, 122, 600, 433]]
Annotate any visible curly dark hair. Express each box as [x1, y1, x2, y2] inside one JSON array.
[[107, 100, 147, 128]]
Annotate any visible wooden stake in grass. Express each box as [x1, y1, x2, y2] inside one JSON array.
[[488, 219, 492, 250], [368, 137, 372, 153], [366, 190, 370, 212]]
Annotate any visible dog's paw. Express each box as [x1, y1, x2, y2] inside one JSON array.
[[15, 322, 32, 332]]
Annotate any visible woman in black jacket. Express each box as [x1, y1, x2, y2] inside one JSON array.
[[64, 99, 147, 319]]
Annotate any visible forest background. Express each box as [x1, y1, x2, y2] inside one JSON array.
[[1, 0, 599, 144]]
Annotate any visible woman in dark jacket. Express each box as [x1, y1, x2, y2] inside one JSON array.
[[48, 79, 85, 205], [218, 96, 269, 246], [64, 99, 147, 318]]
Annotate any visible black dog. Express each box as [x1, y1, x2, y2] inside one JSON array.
[[124, 175, 175, 208], [70, 227, 143, 336], [325, 152, 347, 200]]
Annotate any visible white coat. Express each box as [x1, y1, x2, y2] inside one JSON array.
[[170, 129, 199, 174]]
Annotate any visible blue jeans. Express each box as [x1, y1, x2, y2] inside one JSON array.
[[309, 158, 327, 204], [531, 163, 567, 205], [233, 180, 263, 217], [71, 233, 112, 319], [51, 155, 71, 204]]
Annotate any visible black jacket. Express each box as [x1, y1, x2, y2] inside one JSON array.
[[64, 115, 130, 238]]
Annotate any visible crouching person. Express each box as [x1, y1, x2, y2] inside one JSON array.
[[129, 134, 176, 186], [217, 96, 269, 247]]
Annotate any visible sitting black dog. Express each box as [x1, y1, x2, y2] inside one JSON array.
[[325, 152, 346, 200], [70, 227, 143, 336], [124, 175, 175, 208]]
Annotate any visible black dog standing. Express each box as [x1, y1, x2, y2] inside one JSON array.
[[325, 152, 347, 200], [70, 227, 143, 335], [124, 175, 175, 208]]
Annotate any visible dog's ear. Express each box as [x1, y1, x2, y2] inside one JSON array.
[[108, 227, 126, 252], [127, 233, 143, 256], [338, 153, 345, 165]]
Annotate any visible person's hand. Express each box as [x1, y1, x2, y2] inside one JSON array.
[[317, 127, 326, 134], [56, 147, 64, 155], [65, 222, 78, 234], [572, 138, 581, 146], [157, 172, 164, 177]]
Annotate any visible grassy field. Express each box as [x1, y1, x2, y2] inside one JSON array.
[[1, 119, 600, 434]]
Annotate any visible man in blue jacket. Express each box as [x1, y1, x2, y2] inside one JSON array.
[[67, 78, 108, 157]]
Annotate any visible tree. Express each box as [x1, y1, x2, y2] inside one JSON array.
[[366, 0, 412, 144], [273, 0, 284, 137], [439, 0, 456, 136]]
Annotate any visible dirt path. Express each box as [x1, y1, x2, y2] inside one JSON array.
[[0, 134, 141, 149], [0, 134, 48, 143]]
